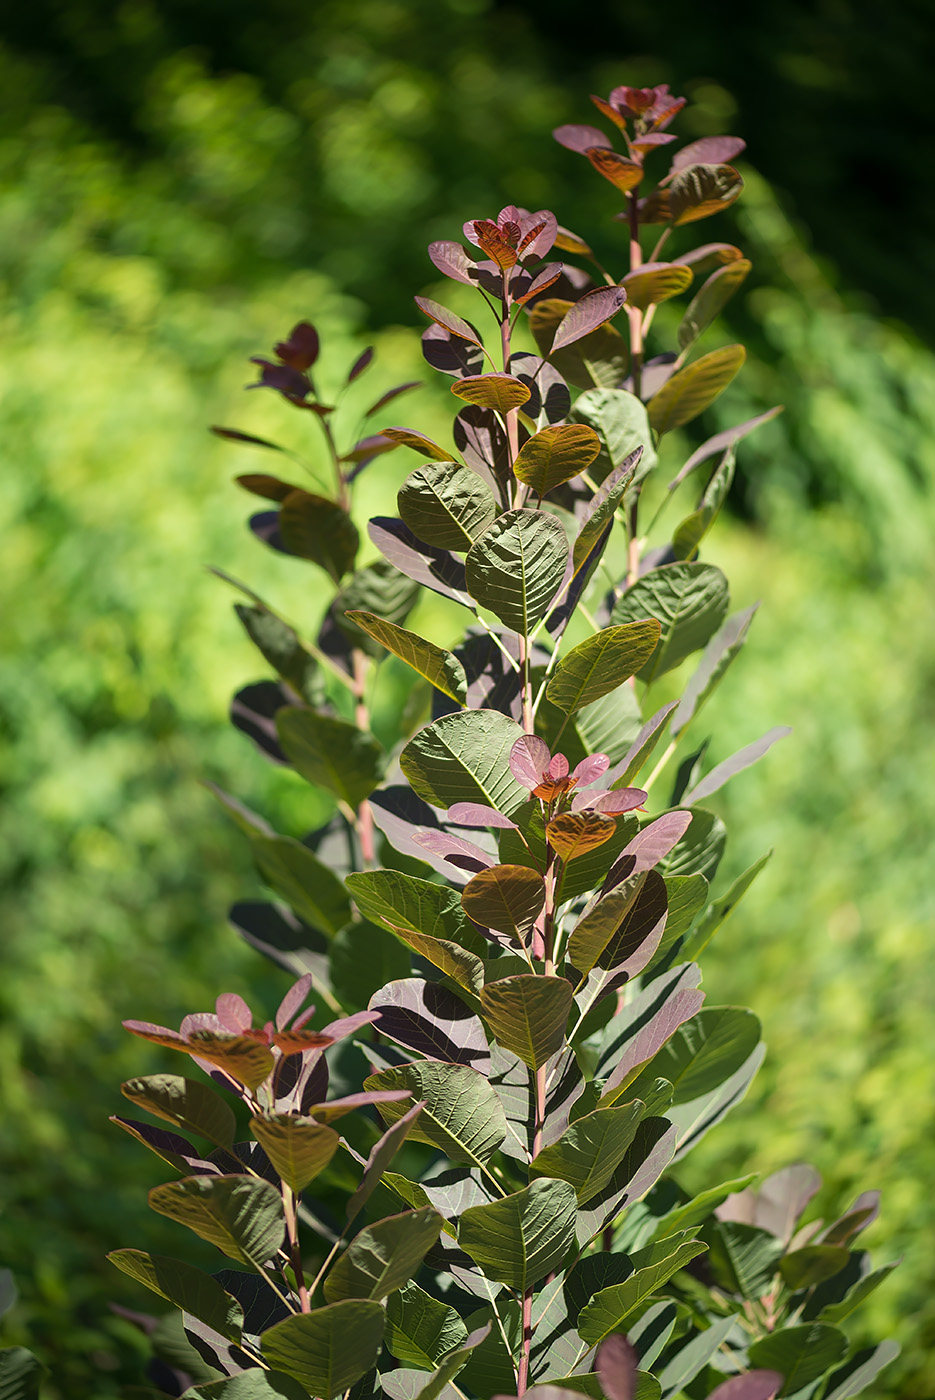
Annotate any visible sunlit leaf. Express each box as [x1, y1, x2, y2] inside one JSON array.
[[381, 427, 454, 462], [668, 136, 747, 176], [107, 1250, 243, 1340], [368, 517, 474, 610], [181, 1372, 311, 1399], [324, 1207, 442, 1302], [572, 446, 642, 573], [345, 611, 467, 703], [529, 1101, 644, 1203], [628, 1007, 761, 1106], [120, 1075, 236, 1150], [414, 297, 484, 347], [552, 288, 628, 351], [480, 975, 573, 1069], [385, 1280, 469, 1369], [678, 259, 751, 350], [547, 622, 660, 714], [683, 727, 791, 805], [668, 164, 743, 225], [398, 461, 498, 551], [459, 1179, 577, 1290], [452, 375, 531, 413], [611, 562, 729, 684], [277, 709, 384, 808], [148, 1175, 284, 1270], [513, 424, 601, 497], [249, 834, 352, 936], [667, 407, 783, 492], [621, 263, 693, 314], [346, 1103, 425, 1225], [461, 865, 546, 943], [647, 346, 746, 436], [547, 811, 617, 862], [706, 1221, 784, 1299], [586, 149, 644, 193], [703, 1372, 782, 1400], [747, 1325, 848, 1396], [577, 1233, 707, 1344], [529, 299, 629, 391], [249, 1114, 340, 1193], [568, 389, 656, 488], [262, 1300, 385, 1398], [364, 1061, 508, 1167], [465, 508, 568, 634], [672, 446, 735, 561], [400, 710, 528, 816], [821, 1341, 901, 1400]]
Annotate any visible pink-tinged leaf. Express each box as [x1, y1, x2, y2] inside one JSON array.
[[348, 346, 374, 382], [572, 754, 610, 786], [180, 1011, 224, 1036], [551, 287, 627, 351], [517, 208, 558, 260], [510, 734, 552, 789], [364, 382, 421, 418], [513, 262, 565, 307], [547, 810, 617, 862], [669, 136, 747, 179], [451, 374, 531, 413], [341, 433, 396, 463], [553, 123, 614, 153], [678, 242, 745, 274], [215, 994, 253, 1033], [276, 974, 314, 1032], [413, 830, 496, 874], [380, 426, 453, 461], [601, 987, 706, 1102], [668, 406, 785, 490], [587, 149, 645, 193], [306, 1090, 412, 1123], [605, 701, 678, 788], [271, 1028, 335, 1055], [629, 131, 678, 154], [704, 1372, 782, 1400], [122, 1020, 187, 1047], [428, 239, 476, 286], [603, 811, 693, 893], [548, 754, 570, 778], [414, 296, 484, 346], [468, 219, 518, 270], [211, 426, 286, 452], [575, 787, 646, 815], [423, 324, 485, 380], [367, 517, 473, 610], [590, 93, 629, 132], [683, 726, 792, 806], [274, 322, 319, 370], [448, 802, 518, 829], [596, 1334, 638, 1400], [321, 1009, 379, 1042]]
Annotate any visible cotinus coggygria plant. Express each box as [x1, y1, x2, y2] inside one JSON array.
[[103, 76, 901, 1400]]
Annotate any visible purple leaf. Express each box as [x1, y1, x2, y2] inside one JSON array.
[[553, 123, 614, 153], [380, 425, 453, 460], [673, 603, 759, 735], [596, 1335, 638, 1400], [414, 296, 484, 346], [272, 1042, 329, 1114], [508, 352, 571, 423], [230, 680, 291, 763], [510, 734, 552, 789], [516, 208, 558, 261], [575, 787, 646, 815], [275, 974, 314, 1032], [210, 426, 286, 452], [321, 1009, 379, 1042], [368, 978, 490, 1067], [575, 1117, 679, 1244], [248, 510, 289, 557], [111, 1117, 222, 1175], [704, 1373, 782, 1400], [423, 324, 485, 380], [602, 811, 693, 893], [215, 993, 252, 1033], [512, 263, 565, 307], [551, 287, 628, 351], [820, 1188, 881, 1246], [274, 322, 319, 370], [453, 404, 510, 501], [306, 1089, 413, 1122], [683, 726, 792, 805], [348, 346, 374, 382], [668, 406, 784, 491], [571, 754, 610, 787], [346, 1100, 425, 1224], [669, 136, 747, 178], [248, 358, 311, 401], [604, 701, 678, 787], [364, 382, 421, 417], [601, 987, 706, 1102], [428, 240, 477, 286], [368, 517, 474, 609], [751, 1164, 823, 1244], [413, 829, 496, 876], [448, 802, 518, 829]]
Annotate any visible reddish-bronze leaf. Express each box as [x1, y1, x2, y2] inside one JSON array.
[[547, 811, 617, 862], [235, 474, 299, 503], [451, 374, 531, 413], [586, 148, 644, 193], [620, 262, 693, 313], [381, 427, 454, 461]]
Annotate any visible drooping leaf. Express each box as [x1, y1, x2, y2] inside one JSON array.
[[621, 263, 693, 314], [465, 509, 568, 634], [672, 446, 735, 561], [369, 978, 489, 1067], [452, 374, 531, 413], [107, 1251, 243, 1340], [276, 710, 385, 808], [649, 1174, 757, 1240], [667, 407, 784, 492], [458, 1179, 577, 1290], [529, 1101, 644, 1204], [120, 1075, 236, 1151], [385, 1280, 469, 1369], [547, 811, 617, 862], [680, 851, 772, 963], [647, 346, 746, 436], [249, 1115, 340, 1193], [547, 622, 661, 714], [414, 297, 484, 347], [262, 1300, 386, 1398], [398, 462, 498, 551], [572, 447, 642, 574], [747, 1325, 848, 1396], [683, 727, 792, 805], [705, 1221, 785, 1299], [780, 1245, 851, 1291], [513, 425, 601, 497], [400, 709, 528, 816], [605, 703, 678, 788], [234, 604, 321, 703], [346, 1103, 425, 1225], [148, 1176, 284, 1270], [461, 865, 545, 944], [110, 1115, 219, 1175], [672, 604, 758, 736], [345, 611, 468, 704], [279, 491, 359, 581], [668, 164, 744, 225], [656, 1316, 736, 1396], [480, 975, 573, 1069], [249, 834, 352, 936], [363, 1061, 507, 1167], [552, 288, 628, 350], [611, 562, 730, 684], [815, 1263, 899, 1326], [0, 1349, 42, 1400], [530, 299, 629, 391], [324, 1207, 442, 1303], [577, 1233, 708, 1344], [821, 1341, 901, 1400], [382, 427, 455, 462], [568, 389, 656, 487], [678, 259, 751, 350]]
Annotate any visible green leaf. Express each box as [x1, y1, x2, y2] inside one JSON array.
[[409, 1324, 493, 1400], [120, 1074, 236, 1150], [549, 1378, 661, 1400], [0, 1348, 42, 1400], [363, 1061, 507, 1167], [577, 1233, 707, 1345], [647, 346, 746, 436], [148, 1175, 284, 1270], [345, 870, 485, 991], [611, 562, 730, 684], [567, 875, 649, 978], [568, 389, 657, 487], [822, 1341, 901, 1400], [621, 262, 693, 313], [107, 1250, 243, 1340], [480, 975, 573, 1069], [817, 1263, 899, 1325], [324, 1207, 442, 1302], [277, 710, 385, 808], [628, 1007, 761, 1105], [513, 424, 601, 497], [400, 710, 528, 816], [249, 1115, 340, 1193], [656, 1317, 736, 1395], [577, 683, 642, 764], [529, 1101, 644, 1203], [280, 490, 359, 581], [249, 834, 351, 936], [672, 447, 735, 561], [672, 604, 758, 736], [262, 1300, 385, 1398], [547, 622, 661, 714], [181, 1372, 311, 1399], [661, 807, 726, 882], [649, 1174, 757, 1239], [572, 447, 642, 575], [680, 853, 772, 962], [678, 259, 751, 350], [336, 559, 421, 649], [458, 1179, 577, 1291], [385, 1280, 468, 1368], [453, 373, 531, 413], [344, 611, 467, 704], [780, 1246, 851, 1291], [748, 1324, 848, 1395], [465, 508, 568, 635], [643, 873, 709, 973], [397, 462, 498, 551], [461, 865, 545, 943], [235, 604, 321, 704], [706, 1222, 784, 1299]]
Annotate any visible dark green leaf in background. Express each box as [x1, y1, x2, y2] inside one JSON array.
[[277, 709, 385, 808], [249, 834, 352, 936], [747, 1324, 848, 1395], [569, 389, 656, 486], [577, 1233, 707, 1344], [279, 490, 359, 580]]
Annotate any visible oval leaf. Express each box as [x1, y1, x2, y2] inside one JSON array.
[[513, 425, 601, 497], [586, 150, 644, 194], [621, 263, 693, 314], [400, 710, 528, 816], [249, 1115, 340, 1193], [647, 346, 746, 436], [546, 621, 661, 714], [279, 492, 359, 581], [458, 1179, 577, 1291], [747, 1325, 848, 1396], [324, 1207, 442, 1302], [461, 865, 546, 943], [529, 1101, 645, 1204], [398, 461, 498, 551], [345, 611, 468, 703], [363, 1061, 508, 1167], [277, 710, 385, 808], [120, 1074, 236, 1150], [552, 288, 628, 351], [414, 297, 483, 347], [148, 1175, 284, 1270], [546, 811, 617, 862], [452, 375, 531, 413], [465, 509, 568, 634], [262, 1300, 386, 1399], [480, 975, 573, 1069], [611, 562, 730, 684], [669, 164, 743, 225], [107, 1250, 243, 1341], [381, 427, 454, 462], [678, 259, 751, 350]]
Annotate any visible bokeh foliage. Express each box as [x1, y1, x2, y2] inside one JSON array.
[[0, 1, 932, 1394]]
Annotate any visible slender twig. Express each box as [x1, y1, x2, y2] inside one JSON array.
[[351, 649, 376, 867], [282, 1185, 310, 1312]]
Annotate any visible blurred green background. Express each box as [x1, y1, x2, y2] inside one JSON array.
[[0, 1, 932, 1394]]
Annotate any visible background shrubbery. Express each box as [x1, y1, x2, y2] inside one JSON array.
[[0, 2, 932, 1394]]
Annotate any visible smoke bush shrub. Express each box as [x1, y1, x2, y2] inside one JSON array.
[[11, 74, 898, 1400]]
